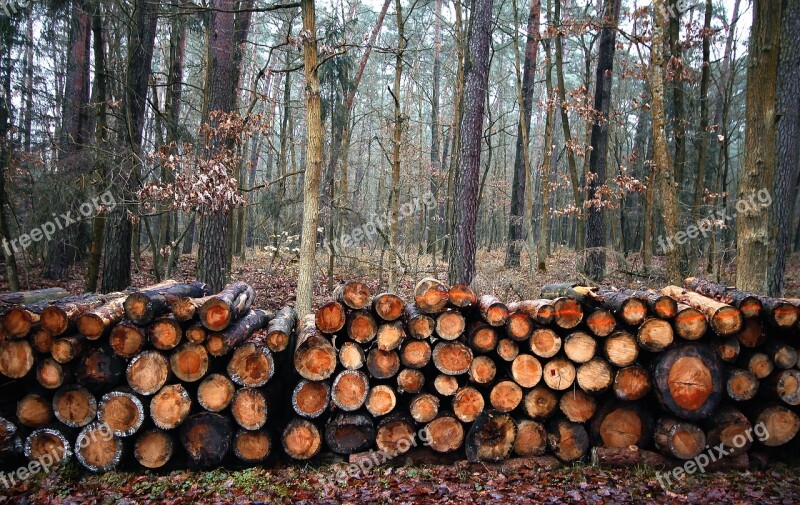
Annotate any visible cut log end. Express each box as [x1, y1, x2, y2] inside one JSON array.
[[542, 358, 576, 391], [180, 412, 233, 467], [231, 388, 268, 430], [414, 278, 450, 314], [76, 423, 122, 473], [282, 419, 322, 460], [373, 293, 405, 322], [425, 414, 464, 453], [524, 386, 558, 420], [126, 350, 170, 396], [465, 411, 517, 463], [292, 380, 330, 418], [135, 430, 174, 469], [53, 385, 97, 428], [432, 341, 473, 376], [510, 354, 542, 388], [316, 301, 346, 334], [234, 429, 272, 463], [198, 373, 236, 412], [227, 342, 274, 387], [529, 328, 562, 359], [331, 370, 369, 412], [453, 386, 485, 423], [170, 342, 210, 383], [97, 391, 145, 437], [150, 384, 192, 430]]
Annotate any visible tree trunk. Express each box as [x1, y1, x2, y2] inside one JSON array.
[[448, 0, 494, 285]]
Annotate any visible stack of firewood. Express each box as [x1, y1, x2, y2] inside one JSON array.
[[0, 280, 297, 471], [282, 278, 800, 467]]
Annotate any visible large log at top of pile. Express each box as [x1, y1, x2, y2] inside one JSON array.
[[124, 280, 209, 325]]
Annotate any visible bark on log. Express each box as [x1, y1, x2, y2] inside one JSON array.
[[366, 384, 397, 417], [126, 280, 208, 326], [199, 282, 255, 332], [76, 346, 125, 392], [397, 368, 425, 394], [0, 288, 70, 306], [77, 296, 127, 339], [661, 286, 743, 336], [53, 385, 97, 427], [334, 281, 372, 310], [147, 316, 183, 351], [479, 295, 509, 327], [373, 293, 405, 322], [653, 416, 705, 460], [449, 284, 477, 309], [233, 429, 272, 463], [109, 320, 146, 358], [523, 385, 559, 420], [264, 306, 297, 352], [366, 348, 400, 379], [97, 391, 145, 437], [169, 295, 211, 322], [653, 344, 723, 420], [345, 309, 377, 344], [404, 304, 435, 339], [376, 321, 406, 351], [294, 315, 337, 381], [325, 411, 375, 455], [432, 341, 473, 375], [36, 357, 70, 390], [547, 417, 589, 462], [725, 367, 759, 401], [180, 412, 233, 467], [30, 327, 53, 354], [468, 355, 497, 385], [425, 413, 464, 453], [41, 293, 110, 337], [465, 410, 517, 462], [435, 309, 466, 340], [206, 309, 272, 357], [705, 405, 754, 455], [467, 322, 497, 353], [713, 336, 741, 363], [400, 340, 431, 369], [619, 289, 678, 319], [613, 365, 651, 401], [683, 277, 764, 318], [339, 341, 366, 370], [673, 304, 708, 340], [505, 311, 534, 341], [414, 278, 449, 314], [291, 379, 330, 418], [515, 300, 556, 325], [24, 427, 70, 465], [513, 419, 547, 457], [409, 393, 440, 423], [496, 338, 520, 362], [50, 334, 84, 363]]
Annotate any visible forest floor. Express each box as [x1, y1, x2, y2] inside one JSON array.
[[2, 247, 800, 503]]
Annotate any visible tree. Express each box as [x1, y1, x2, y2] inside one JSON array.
[[448, 0, 494, 285], [0, 15, 19, 290], [768, 0, 799, 296], [505, 0, 540, 268], [583, 0, 620, 281], [295, 0, 324, 317], [737, 0, 782, 293]]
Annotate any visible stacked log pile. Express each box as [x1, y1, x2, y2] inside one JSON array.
[[0, 281, 297, 472]]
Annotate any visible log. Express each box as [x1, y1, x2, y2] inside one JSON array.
[[542, 357, 576, 391], [1, 306, 39, 339], [199, 282, 255, 332], [345, 309, 378, 344], [180, 412, 233, 467], [653, 344, 723, 420], [713, 336, 741, 363], [425, 413, 464, 453], [233, 429, 272, 463], [563, 331, 597, 364], [559, 389, 597, 422], [315, 301, 346, 334], [366, 385, 397, 417], [584, 308, 616, 337], [673, 304, 708, 340], [0, 287, 70, 306], [762, 340, 798, 369], [231, 387, 268, 430], [150, 384, 191, 429], [404, 304, 435, 340], [505, 311, 534, 341], [396, 368, 425, 394], [227, 341, 274, 387], [489, 380, 523, 412], [496, 338, 520, 362], [620, 289, 678, 319], [333, 281, 372, 310], [449, 284, 477, 309], [375, 415, 416, 455], [414, 278, 449, 314], [529, 328, 561, 359], [576, 357, 614, 394], [185, 323, 207, 345], [197, 373, 236, 412], [30, 327, 53, 354], [765, 369, 800, 405], [206, 309, 272, 357], [291, 379, 330, 418], [400, 340, 431, 369], [590, 401, 652, 449], [759, 296, 800, 328], [53, 385, 97, 427], [17, 393, 53, 428], [515, 300, 555, 325], [41, 293, 109, 337], [661, 286, 743, 336], [331, 370, 369, 411], [36, 357, 69, 390], [0, 339, 34, 378], [126, 280, 208, 326], [756, 405, 800, 447], [109, 321, 146, 358], [372, 293, 405, 322], [635, 319, 672, 353], [75, 422, 122, 472], [282, 418, 322, 460], [465, 410, 517, 463], [523, 386, 558, 420], [294, 314, 337, 381], [409, 393, 440, 423], [97, 391, 145, 437], [683, 277, 763, 317], [170, 342, 209, 382], [264, 306, 297, 352], [325, 411, 375, 455], [148, 316, 183, 351], [479, 295, 509, 327], [366, 348, 400, 379], [126, 350, 170, 395], [134, 429, 174, 469], [435, 309, 466, 340], [77, 296, 127, 339], [547, 417, 589, 462], [452, 386, 485, 423], [169, 295, 211, 322], [24, 427, 70, 465], [653, 417, 705, 460], [339, 341, 366, 370], [597, 290, 647, 326], [742, 351, 774, 379], [510, 354, 542, 388], [705, 405, 754, 455], [468, 355, 497, 385], [432, 341, 473, 375], [51, 334, 84, 363], [76, 346, 125, 392], [602, 331, 639, 367], [513, 419, 547, 457], [725, 367, 759, 401], [467, 322, 497, 354], [734, 318, 765, 348], [613, 365, 651, 401], [376, 321, 406, 351], [432, 374, 459, 397]]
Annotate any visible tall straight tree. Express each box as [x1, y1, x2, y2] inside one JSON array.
[[295, 0, 324, 316], [768, 0, 799, 296], [196, 0, 252, 292], [0, 15, 19, 290], [584, 0, 620, 281], [737, 0, 782, 293], [448, 0, 494, 285], [427, 0, 442, 257], [101, 0, 156, 292], [504, 0, 540, 268]]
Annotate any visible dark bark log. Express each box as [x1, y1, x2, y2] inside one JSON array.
[[324, 411, 375, 455], [180, 412, 233, 467], [673, 303, 708, 340], [0, 288, 70, 306], [653, 344, 723, 420], [148, 316, 183, 351], [76, 346, 126, 391], [124, 281, 208, 325], [51, 334, 85, 363], [78, 296, 127, 340], [515, 300, 555, 325], [366, 348, 400, 379], [41, 293, 111, 337], [264, 306, 297, 352], [465, 410, 517, 463], [496, 338, 520, 362], [513, 418, 547, 457], [397, 369, 425, 394], [613, 365, 651, 401], [376, 321, 406, 351], [590, 401, 653, 449], [206, 309, 272, 357], [404, 304, 435, 339], [725, 368, 759, 401], [365, 385, 397, 417], [683, 278, 763, 317], [479, 295, 509, 327], [547, 417, 589, 462], [233, 429, 271, 463], [109, 321, 145, 358], [661, 286, 743, 336], [200, 282, 255, 332], [653, 416, 705, 460]]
